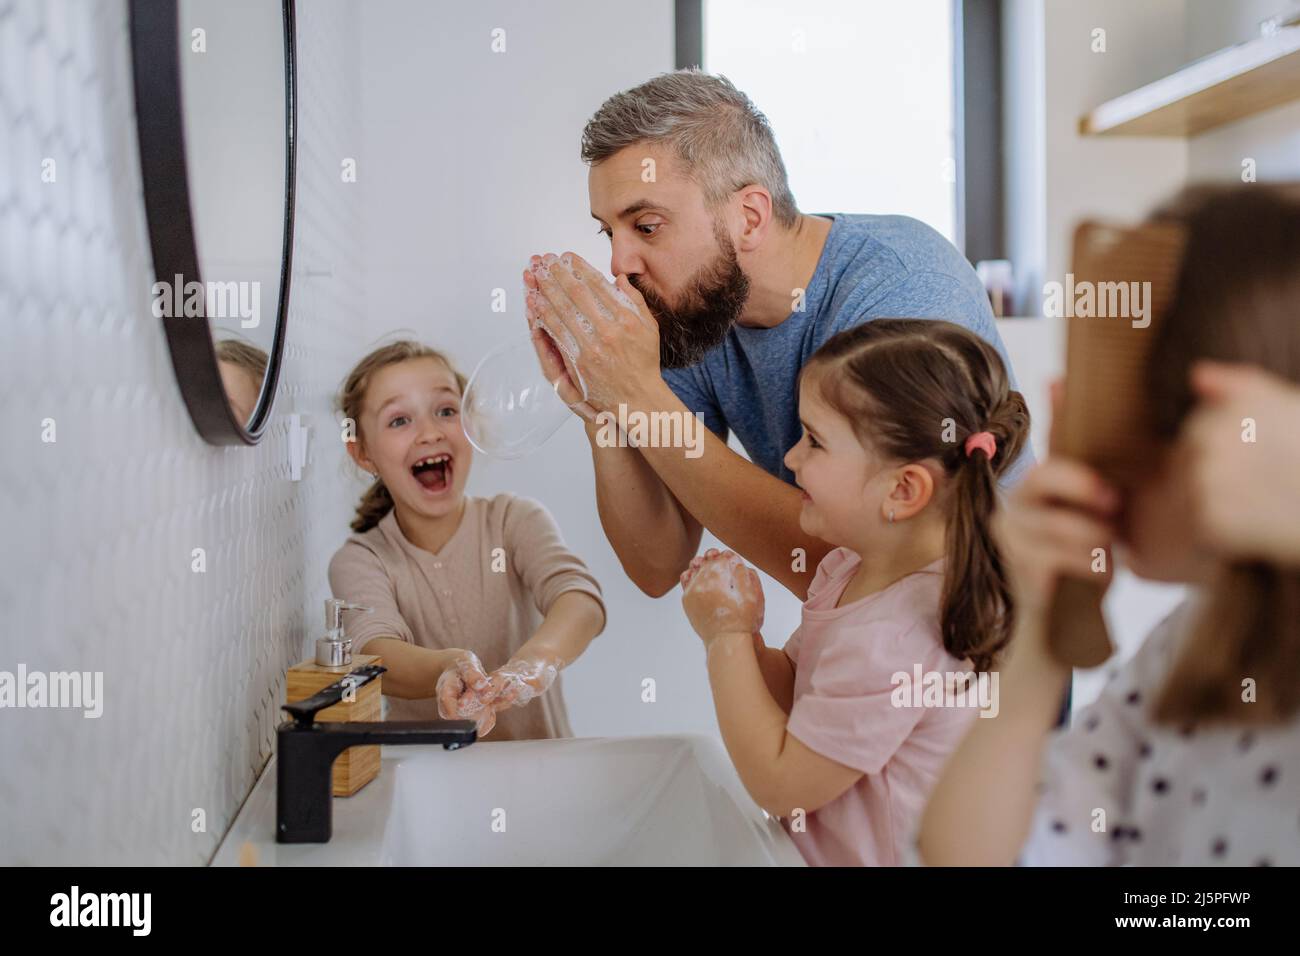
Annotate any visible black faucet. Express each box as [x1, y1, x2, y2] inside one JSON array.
[[276, 664, 477, 843]]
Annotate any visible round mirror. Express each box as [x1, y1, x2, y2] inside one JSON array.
[[129, 0, 296, 444]]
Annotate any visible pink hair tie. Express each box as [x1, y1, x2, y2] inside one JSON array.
[[964, 431, 997, 460]]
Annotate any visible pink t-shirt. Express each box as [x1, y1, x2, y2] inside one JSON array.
[[781, 548, 979, 866]]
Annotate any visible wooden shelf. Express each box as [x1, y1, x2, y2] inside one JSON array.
[[1079, 27, 1300, 137]]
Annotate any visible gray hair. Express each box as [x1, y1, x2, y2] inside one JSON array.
[[580, 69, 799, 228]]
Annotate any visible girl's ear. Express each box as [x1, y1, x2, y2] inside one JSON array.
[[882, 463, 935, 522], [345, 437, 373, 474]]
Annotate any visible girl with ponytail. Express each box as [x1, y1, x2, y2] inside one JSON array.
[[678, 318, 1029, 866], [327, 340, 606, 741]]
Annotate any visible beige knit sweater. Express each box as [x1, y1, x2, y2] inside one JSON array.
[[326, 494, 604, 740]]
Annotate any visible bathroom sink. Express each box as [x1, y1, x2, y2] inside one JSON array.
[[211, 734, 805, 866]]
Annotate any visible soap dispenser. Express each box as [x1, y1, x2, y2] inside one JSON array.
[[317, 597, 368, 666], [284, 599, 385, 796]]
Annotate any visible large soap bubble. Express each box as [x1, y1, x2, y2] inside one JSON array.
[[461, 337, 585, 459]]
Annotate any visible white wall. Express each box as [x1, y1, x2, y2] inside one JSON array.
[[1185, 0, 1300, 179], [1040, 0, 1191, 288], [1002, 0, 1191, 314], [0, 0, 369, 864], [704, 0, 958, 242], [355, 0, 751, 741]]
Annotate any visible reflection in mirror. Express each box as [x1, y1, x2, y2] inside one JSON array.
[[178, 0, 290, 430], [216, 338, 270, 425]]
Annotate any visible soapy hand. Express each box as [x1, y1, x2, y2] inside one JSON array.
[[522, 252, 661, 414], [680, 549, 765, 646], [485, 655, 561, 709], [525, 288, 599, 424], [435, 649, 500, 738]]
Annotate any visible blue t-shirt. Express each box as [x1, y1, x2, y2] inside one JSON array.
[[663, 212, 1032, 486]]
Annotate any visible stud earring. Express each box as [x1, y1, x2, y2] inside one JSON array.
[[888, 509, 895, 523]]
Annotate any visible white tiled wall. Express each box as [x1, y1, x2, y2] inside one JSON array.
[[0, 0, 368, 864]]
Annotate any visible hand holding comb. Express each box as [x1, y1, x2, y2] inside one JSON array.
[[1046, 220, 1187, 667]]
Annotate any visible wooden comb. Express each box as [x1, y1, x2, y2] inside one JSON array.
[[1047, 220, 1187, 668]]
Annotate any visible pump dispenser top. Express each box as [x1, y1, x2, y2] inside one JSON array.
[[318, 598, 372, 667]]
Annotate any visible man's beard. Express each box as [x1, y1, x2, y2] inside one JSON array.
[[630, 222, 751, 369]]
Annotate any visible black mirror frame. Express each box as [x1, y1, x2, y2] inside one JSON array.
[[128, 0, 297, 445]]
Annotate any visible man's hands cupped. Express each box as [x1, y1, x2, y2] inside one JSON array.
[[522, 252, 663, 417]]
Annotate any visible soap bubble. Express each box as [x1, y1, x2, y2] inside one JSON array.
[[461, 336, 585, 459]]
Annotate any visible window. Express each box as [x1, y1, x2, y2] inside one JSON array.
[[700, 0, 959, 244]]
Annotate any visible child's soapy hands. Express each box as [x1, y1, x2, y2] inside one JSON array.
[[485, 655, 561, 709], [680, 549, 765, 645], [435, 649, 500, 737], [436, 651, 565, 737]]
